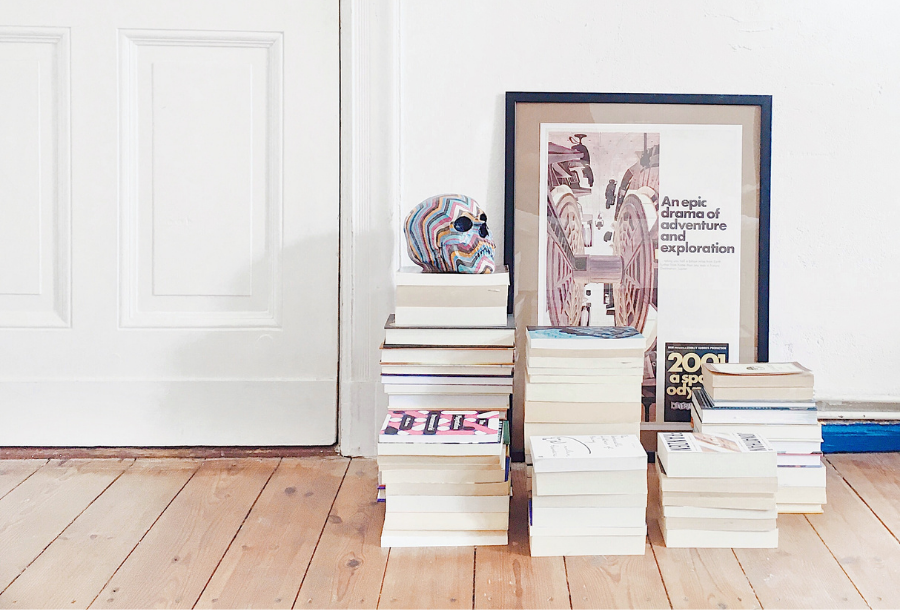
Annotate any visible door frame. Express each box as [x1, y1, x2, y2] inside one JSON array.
[[338, 0, 400, 456]]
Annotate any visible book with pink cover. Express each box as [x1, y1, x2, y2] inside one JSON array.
[[379, 410, 503, 444]]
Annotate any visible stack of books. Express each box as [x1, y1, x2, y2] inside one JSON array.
[[656, 432, 779, 548], [693, 362, 825, 513], [380, 267, 515, 414], [523, 327, 645, 459], [527, 435, 648, 556], [377, 410, 511, 547]]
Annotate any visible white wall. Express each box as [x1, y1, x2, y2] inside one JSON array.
[[396, 0, 900, 403]]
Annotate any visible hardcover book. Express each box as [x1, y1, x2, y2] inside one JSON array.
[[701, 361, 814, 388]]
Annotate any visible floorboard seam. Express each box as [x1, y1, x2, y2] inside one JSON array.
[[86, 458, 203, 609], [648, 537, 673, 609], [376, 546, 392, 609], [828, 456, 900, 545], [0, 459, 49, 503], [471, 547, 477, 609], [0, 459, 135, 599], [804, 513, 872, 608], [562, 556, 573, 609], [290, 457, 352, 609], [730, 549, 763, 609], [191, 457, 283, 609]]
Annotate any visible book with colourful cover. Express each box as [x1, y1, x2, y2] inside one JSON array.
[[379, 410, 502, 444], [657, 431, 777, 478], [526, 326, 644, 351]]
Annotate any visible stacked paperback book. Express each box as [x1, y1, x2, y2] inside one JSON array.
[[380, 268, 514, 414], [693, 362, 825, 513], [378, 410, 511, 547], [656, 432, 779, 548], [527, 435, 648, 556], [523, 327, 645, 459], [378, 267, 515, 547]]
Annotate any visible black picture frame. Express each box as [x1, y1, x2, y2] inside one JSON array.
[[504, 91, 771, 434]]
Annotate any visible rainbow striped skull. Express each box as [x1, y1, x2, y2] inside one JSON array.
[[404, 194, 495, 273]]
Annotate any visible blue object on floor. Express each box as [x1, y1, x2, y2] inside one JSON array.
[[822, 421, 900, 453]]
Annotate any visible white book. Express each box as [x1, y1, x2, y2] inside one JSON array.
[[377, 442, 506, 458], [525, 381, 641, 403], [395, 284, 508, 308], [776, 503, 824, 514], [384, 480, 510, 497], [659, 490, 776, 511], [525, 401, 642, 424], [657, 432, 777, 478], [394, 306, 508, 327], [775, 485, 828, 504], [532, 469, 648, 496], [388, 393, 510, 409], [377, 454, 505, 468], [380, 345, 515, 365], [526, 354, 644, 368], [770, 439, 823, 454], [526, 326, 645, 351], [525, 423, 641, 453], [526, 373, 642, 385], [663, 516, 778, 532], [777, 453, 822, 467], [530, 506, 646, 528], [528, 524, 647, 537], [659, 521, 778, 548], [528, 533, 646, 557], [381, 375, 513, 386], [383, 314, 516, 347], [386, 495, 509, 513], [692, 412, 823, 441], [776, 465, 827, 487], [655, 461, 778, 494], [381, 529, 508, 548], [384, 384, 512, 395], [523, 365, 643, 377], [394, 267, 509, 287], [381, 364, 514, 376], [530, 493, 647, 509], [383, 511, 509, 531], [530, 435, 647, 473], [661, 505, 778, 519], [380, 467, 507, 485]]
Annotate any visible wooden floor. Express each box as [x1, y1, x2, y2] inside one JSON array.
[[1, 455, 900, 609]]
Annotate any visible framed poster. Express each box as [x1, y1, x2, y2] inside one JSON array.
[[504, 92, 771, 429]]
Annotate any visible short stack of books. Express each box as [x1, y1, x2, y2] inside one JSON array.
[[693, 362, 825, 513], [377, 410, 511, 547], [656, 432, 779, 548], [523, 327, 645, 459], [380, 267, 515, 415], [527, 435, 648, 556]]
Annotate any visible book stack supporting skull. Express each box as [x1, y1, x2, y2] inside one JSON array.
[[692, 362, 825, 513], [523, 327, 646, 461], [378, 194, 514, 547], [656, 432, 779, 548], [527, 435, 648, 556]]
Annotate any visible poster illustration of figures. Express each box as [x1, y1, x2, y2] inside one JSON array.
[[538, 124, 744, 423]]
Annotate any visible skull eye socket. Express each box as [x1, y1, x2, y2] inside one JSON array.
[[453, 217, 473, 232], [479, 223, 489, 238], [480, 213, 487, 221]]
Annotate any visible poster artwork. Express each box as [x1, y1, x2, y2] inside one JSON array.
[[663, 342, 729, 422], [538, 124, 743, 423]]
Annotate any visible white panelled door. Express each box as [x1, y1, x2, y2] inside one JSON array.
[[0, 1, 339, 445]]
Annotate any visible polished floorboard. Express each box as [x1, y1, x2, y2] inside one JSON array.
[[0, 453, 898, 609]]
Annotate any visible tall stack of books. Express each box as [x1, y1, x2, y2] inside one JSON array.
[[656, 432, 779, 548], [377, 410, 511, 547], [693, 362, 825, 513], [380, 267, 515, 415], [527, 435, 648, 556], [523, 327, 645, 460]]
